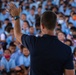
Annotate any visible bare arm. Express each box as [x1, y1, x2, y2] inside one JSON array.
[[9, 3, 23, 44], [20, 65, 27, 74], [9, 3, 36, 48], [14, 19, 22, 44], [64, 69, 75, 75]]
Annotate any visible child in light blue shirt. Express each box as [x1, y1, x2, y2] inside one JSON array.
[[1, 49, 16, 75], [8, 42, 19, 65], [18, 46, 30, 75]]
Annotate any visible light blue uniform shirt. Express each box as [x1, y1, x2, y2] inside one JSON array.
[[21, 28, 29, 35], [20, 20, 24, 28], [0, 28, 4, 35], [59, 6, 71, 16], [1, 57, 16, 72], [52, 0, 60, 6], [6, 35, 16, 45], [71, 46, 75, 53], [19, 55, 30, 67], [27, 14, 35, 27], [59, 5, 63, 13], [70, 2, 76, 7], [17, 50, 23, 66], [69, 17, 76, 27], [0, 49, 3, 55], [0, 13, 9, 22], [2, 24, 6, 32], [62, 23, 70, 34], [21, 10, 30, 16], [11, 51, 19, 65], [30, 2, 38, 9]]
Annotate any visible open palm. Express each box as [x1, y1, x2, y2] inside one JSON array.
[[9, 3, 21, 17]]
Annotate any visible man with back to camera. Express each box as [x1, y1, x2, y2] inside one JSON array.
[[9, 3, 74, 75]]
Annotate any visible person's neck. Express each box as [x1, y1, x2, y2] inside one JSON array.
[[42, 29, 54, 36], [6, 58, 10, 61], [31, 14, 34, 16], [24, 55, 29, 57]]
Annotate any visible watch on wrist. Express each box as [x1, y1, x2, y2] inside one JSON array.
[[14, 16, 20, 20]]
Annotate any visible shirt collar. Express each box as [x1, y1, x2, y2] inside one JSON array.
[[42, 34, 57, 39]]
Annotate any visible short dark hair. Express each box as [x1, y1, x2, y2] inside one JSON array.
[[25, 6, 30, 9], [41, 11, 57, 30], [20, 45, 25, 50], [70, 27, 76, 32], [19, 1, 24, 6], [31, 6, 35, 11], [4, 18, 9, 21], [4, 49, 11, 53], [57, 31, 66, 37], [24, 20, 30, 27], [5, 23, 12, 31], [9, 42, 16, 47], [65, 39, 73, 46], [5, 26, 13, 33], [1, 9, 5, 12], [21, 13, 26, 16], [38, 5, 42, 9]]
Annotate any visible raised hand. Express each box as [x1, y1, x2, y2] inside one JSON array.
[[15, 66, 21, 71], [9, 3, 21, 17]]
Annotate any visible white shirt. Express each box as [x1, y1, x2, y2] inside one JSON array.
[[0, 33, 6, 40]]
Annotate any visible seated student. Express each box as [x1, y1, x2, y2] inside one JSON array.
[[17, 45, 24, 55], [2, 18, 10, 32], [28, 26, 35, 35], [13, 45, 28, 75], [55, 28, 62, 36], [14, 40, 22, 52], [21, 20, 29, 35], [0, 23, 13, 50], [0, 30, 7, 50], [65, 39, 73, 46], [8, 42, 19, 65], [57, 31, 66, 43], [64, 39, 75, 53], [8, 42, 24, 75], [6, 27, 15, 47], [0, 49, 16, 75], [18, 46, 30, 75]]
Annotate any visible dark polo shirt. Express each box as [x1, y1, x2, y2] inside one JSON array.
[[21, 34, 74, 75]]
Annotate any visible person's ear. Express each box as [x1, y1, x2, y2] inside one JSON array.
[[41, 24, 45, 29]]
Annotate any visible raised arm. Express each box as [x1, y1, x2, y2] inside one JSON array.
[[9, 3, 22, 44], [14, 19, 22, 44]]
